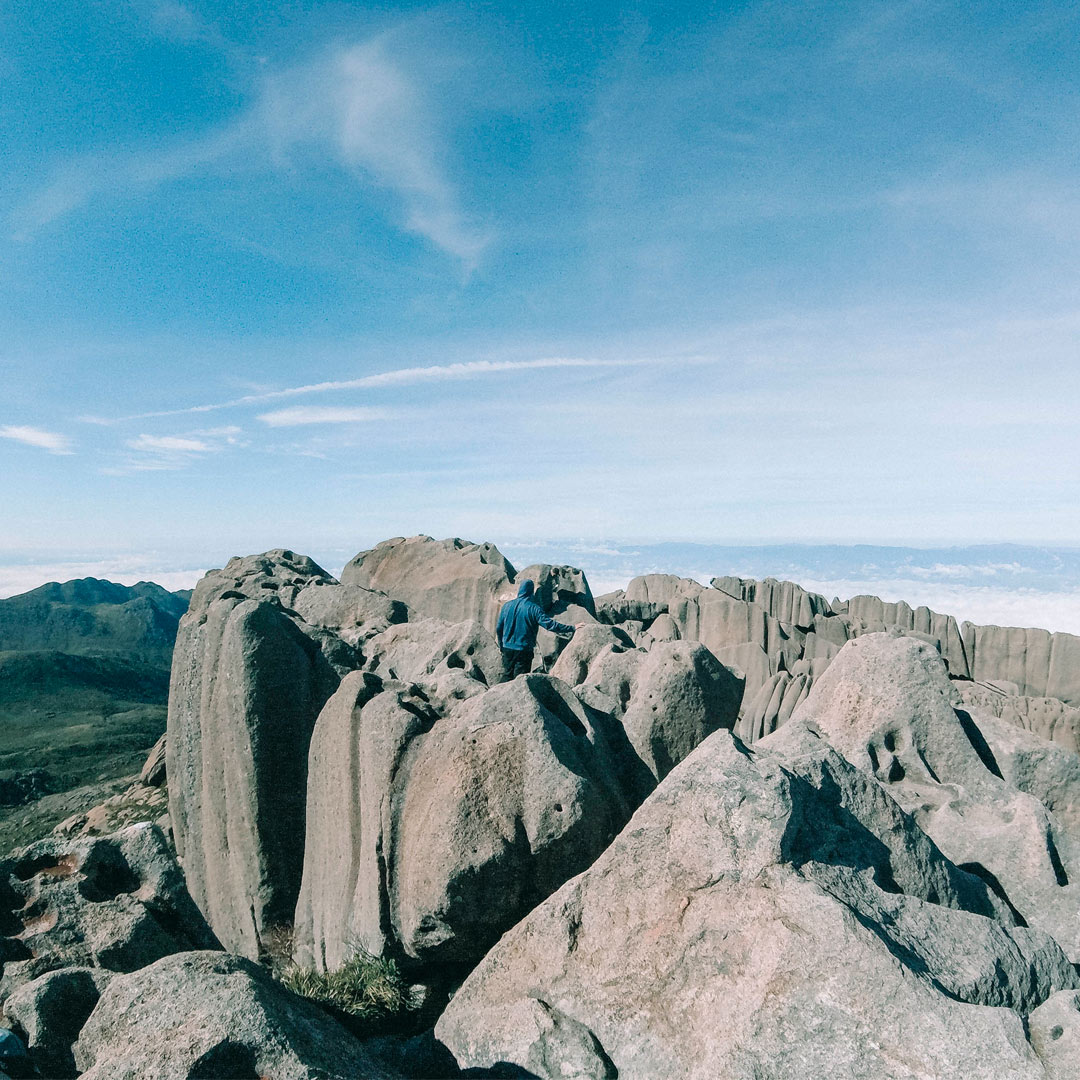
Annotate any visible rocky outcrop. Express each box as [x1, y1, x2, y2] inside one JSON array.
[[437, 724, 1078, 1078], [4, 966, 112, 1078], [515, 563, 596, 621], [0, 825, 217, 1001], [293, 674, 639, 974], [842, 594, 970, 677], [362, 618, 502, 687], [138, 734, 167, 787], [736, 659, 814, 743], [570, 640, 742, 783], [957, 683, 1080, 754], [966, 709, 1080, 839], [713, 575, 831, 629], [779, 633, 1080, 960], [72, 951, 397, 1079], [167, 551, 358, 959], [963, 624, 1080, 707], [341, 536, 516, 629]]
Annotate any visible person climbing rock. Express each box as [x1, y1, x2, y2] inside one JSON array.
[[495, 579, 576, 681]]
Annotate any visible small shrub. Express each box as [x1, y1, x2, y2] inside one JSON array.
[[279, 947, 415, 1032]]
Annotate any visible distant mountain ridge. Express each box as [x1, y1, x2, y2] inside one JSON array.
[[0, 577, 190, 666]]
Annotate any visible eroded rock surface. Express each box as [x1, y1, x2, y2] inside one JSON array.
[[0, 825, 216, 1001], [294, 673, 640, 974], [73, 951, 397, 1080], [341, 536, 516, 629], [777, 633, 1080, 960], [437, 726, 1076, 1079], [167, 551, 357, 958]]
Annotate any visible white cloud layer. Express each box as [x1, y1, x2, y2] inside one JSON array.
[[258, 405, 397, 426], [0, 425, 73, 454]]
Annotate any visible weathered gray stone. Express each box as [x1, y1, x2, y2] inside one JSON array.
[[73, 951, 397, 1079], [290, 579, 406, 645], [713, 575, 831, 630], [294, 674, 640, 974], [580, 641, 742, 782], [438, 726, 1074, 1078], [548, 624, 636, 687], [0, 825, 217, 1000], [966, 709, 1080, 839], [167, 551, 353, 959], [4, 967, 112, 1078], [781, 632, 1080, 960], [1028, 988, 1080, 1079], [963, 623, 1080, 706], [363, 617, 503, 687], [341, 535, 516, 630], [138, 734, 167, 787], [846, 595, 970, 677], [958, 682, 1080, 754]]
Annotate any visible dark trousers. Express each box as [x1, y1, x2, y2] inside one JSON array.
[[500, 647, 534, 682]]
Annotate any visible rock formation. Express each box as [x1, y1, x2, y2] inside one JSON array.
[[73, 951, 397, 1079], [293, 673, 641, 974], [341, 536, 516, 629], [437, 718, 1078, 1078], [779, 633, 1080, 959], [0, 824, 217, 1002], [140, 537, 1080, 1078], [166, 551, 355, 958]]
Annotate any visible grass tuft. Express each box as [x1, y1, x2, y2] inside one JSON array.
[[279, 947, 415, 1029]]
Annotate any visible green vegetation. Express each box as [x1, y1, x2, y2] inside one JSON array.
[[279, 948, 417, 1034]]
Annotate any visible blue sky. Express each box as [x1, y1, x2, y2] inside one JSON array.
[[3, 0, 1080, 581]]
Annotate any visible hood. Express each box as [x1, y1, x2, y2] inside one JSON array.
[[516, 579, 535, 598]]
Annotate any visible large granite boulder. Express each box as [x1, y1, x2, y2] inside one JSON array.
[[842, 594, 970, 677], [341, 536, 516, 629], [362, 617, 503, 687], [294, 674, 639, 974], [966, 709, 1080, 839], [779, 632, 1080, 960], [4, 967, 112, 1078], [72, 951, 397, 1079], [437, 726, 1077, 1078], [574, 640, 743, 782], [167, 551, 358, 959], [0, 825, 217, 1000]]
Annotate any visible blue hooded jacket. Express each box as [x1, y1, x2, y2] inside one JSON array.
[[495, 579, 575, 651]]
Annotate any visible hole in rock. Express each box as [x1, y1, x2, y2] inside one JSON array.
[[1051, 1025, 1064, 1041], [14, 854, 77, 882], [77, 845, 140, 903], [446, 653, 466, 670], [883, 731, 897, 752], [554, 804, 563, 813]]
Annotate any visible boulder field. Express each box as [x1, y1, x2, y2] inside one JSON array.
[[6, 534, 1080, 1078]]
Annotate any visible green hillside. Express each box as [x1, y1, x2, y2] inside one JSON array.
[[0, 578, 189, 851]]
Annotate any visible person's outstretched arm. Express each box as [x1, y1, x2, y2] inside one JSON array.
[[495, 605, 506, 649], [537, 611, 575, 637]]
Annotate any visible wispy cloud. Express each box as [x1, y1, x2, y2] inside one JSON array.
[[128, 434, 214, 452], [93, 356, 638, 423], [12, 32, 488, 263], [0, 425, 73, 454], [104, 426, 244, 473], [258, 405, 397, 426]]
